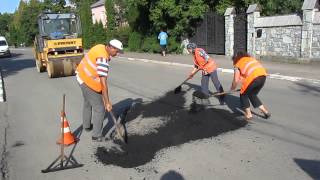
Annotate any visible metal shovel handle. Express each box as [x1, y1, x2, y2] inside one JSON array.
[[109, 111, 125, 142]]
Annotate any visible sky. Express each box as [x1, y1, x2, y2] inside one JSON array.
[[0, 0, 21, 13], [0, 0, 74, 14]]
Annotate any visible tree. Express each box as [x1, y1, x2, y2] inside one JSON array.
[[211, 0, 303, 15], [115, 0, 127, 27], [0, 13, 12, 36], [245, 0, 304, 16], [105, 0, 116, 31], [79, 0, 95, 48], [19, 0, 43, 45], [9, 0, 27, 46], [42, 0, 70, 13], [149, 0, 208, 39], [126, 0, 152, 34], [91, 21, 107, 44]]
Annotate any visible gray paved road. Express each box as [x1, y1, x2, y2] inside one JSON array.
[[0, 48, 319, 180]]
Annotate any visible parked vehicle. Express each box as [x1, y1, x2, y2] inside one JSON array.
[[0, 36, 11, 57]]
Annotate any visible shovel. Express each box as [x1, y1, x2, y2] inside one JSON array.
[[174, 69, 200, 94], [109, 111, 126, 143], [209, 89, 240, 97]]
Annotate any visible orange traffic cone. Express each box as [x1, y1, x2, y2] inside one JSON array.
[[57, 116, 77, 146]]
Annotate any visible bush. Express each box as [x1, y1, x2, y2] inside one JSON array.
[[91, 22, 107, 45], [168, 39, 182, 54], [128, 31, 142, 51], [141, 36, 159, 53], [113, 26, 131, 48]]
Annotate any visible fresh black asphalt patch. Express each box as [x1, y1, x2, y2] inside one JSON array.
[[95, 90, 247, 168]]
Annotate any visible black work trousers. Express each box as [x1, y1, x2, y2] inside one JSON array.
[[240, 76, 266, 109]]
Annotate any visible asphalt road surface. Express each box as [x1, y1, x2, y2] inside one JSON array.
[[0, 48, 319, 180]]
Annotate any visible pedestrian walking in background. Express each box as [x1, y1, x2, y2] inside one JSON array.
[[158, 28, 168, 56], [230, 51, 271, 121], [76, 39, 123, 142], [186, 43, 225, 104]]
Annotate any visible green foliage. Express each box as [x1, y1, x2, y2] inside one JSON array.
[[126, 1, 152, 34], [113, 26, 131, 48], [213, 0, 303, 15], [149, 0, 208, 38], [0, 0, 304, 50], [244, 0, 303, 16], [128, 31, 142, 51], [79, 0, 95, 48], [141, 36, 159, 53], [16, 0, 43, 46], [105, 0, 116, 31], [0, 13, 12, 36], [215, 0, 234, 14], [43, 0, 69, 13], [115, 0, 128, 27], [91, 22, 107, 45], [168, 39, 182, 54]]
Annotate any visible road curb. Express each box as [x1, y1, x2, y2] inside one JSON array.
[[117, 56, 320, 85]]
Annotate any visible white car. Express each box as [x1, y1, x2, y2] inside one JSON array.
[[0, 36, 11, 57]]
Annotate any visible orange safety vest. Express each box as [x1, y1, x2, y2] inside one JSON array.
[[235, 57, 267, 94], [76, 44, 109, 92], [193, 48, 217, 74]]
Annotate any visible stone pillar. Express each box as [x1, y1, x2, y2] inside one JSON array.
[[301, 0, 318, 58], [224, 7, 235, 57], [246, 4, 260, 57]]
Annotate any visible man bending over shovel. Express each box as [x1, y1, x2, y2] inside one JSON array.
[[186, 43, 225, 104]]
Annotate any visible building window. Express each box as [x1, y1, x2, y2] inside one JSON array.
[[256, 29, 262, 38]]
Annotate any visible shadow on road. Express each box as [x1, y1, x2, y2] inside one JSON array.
[[102, 98, 143, 137], [294, 82, 320, 97], [0, 53, 35, 78], [184, 82, 242, 114], [160, 170, 185, 180], [95, 89, 247, 168], [294, 158, 320, 179]]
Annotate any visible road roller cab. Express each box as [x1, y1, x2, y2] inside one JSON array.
[[33, 12, 83, 78]]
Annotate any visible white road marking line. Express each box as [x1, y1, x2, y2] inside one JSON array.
[[117, 56, 320, 85]]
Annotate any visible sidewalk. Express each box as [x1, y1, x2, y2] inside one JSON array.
[[118, 52, 320, 84]]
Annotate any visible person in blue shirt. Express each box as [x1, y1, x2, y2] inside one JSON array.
[[158, 29, 168, 56]]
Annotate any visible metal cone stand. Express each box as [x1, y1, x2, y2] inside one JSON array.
[[41, 94, 83, 173]]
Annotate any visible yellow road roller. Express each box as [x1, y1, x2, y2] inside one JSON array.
[[33, 12, 83, 78]]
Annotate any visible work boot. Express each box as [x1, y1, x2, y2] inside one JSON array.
[[263, 112, 271, 119]]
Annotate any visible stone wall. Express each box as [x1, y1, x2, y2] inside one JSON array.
[[225, 0, 320, 60], [255, 26, 302, 57], [312, 10, 320, 58], [312, 24, 320, 57]]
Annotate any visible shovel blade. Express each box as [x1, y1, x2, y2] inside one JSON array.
[[174, 86, 182, 94]]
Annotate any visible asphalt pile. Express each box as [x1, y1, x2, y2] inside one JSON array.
[[95, 90, 247, 168]]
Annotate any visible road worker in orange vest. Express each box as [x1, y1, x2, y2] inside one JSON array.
[[187, 43, 225, 104], [230, 51, 271, 121], [76, 39, 123, 142]]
